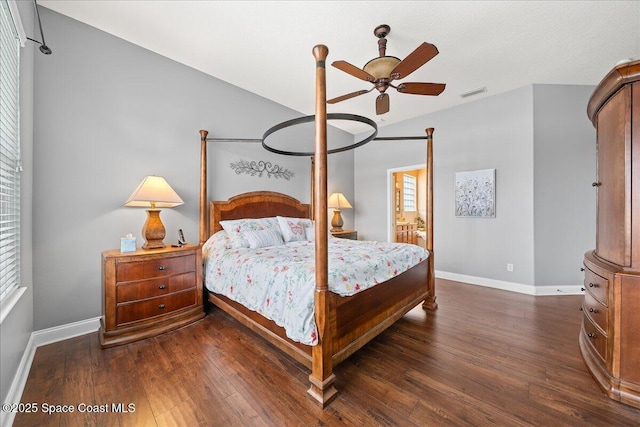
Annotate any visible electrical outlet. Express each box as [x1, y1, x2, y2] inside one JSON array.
[[507, 263, 514, 272]]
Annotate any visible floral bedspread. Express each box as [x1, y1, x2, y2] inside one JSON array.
[[203, 232, 429, 345]]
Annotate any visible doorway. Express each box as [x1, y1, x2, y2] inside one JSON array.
[[387, 164, 427, 248]]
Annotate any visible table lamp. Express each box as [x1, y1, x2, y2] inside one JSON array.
[[124, 176, 184, 249], [327, 192, 352, 232]]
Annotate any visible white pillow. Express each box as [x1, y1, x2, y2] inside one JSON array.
[[244, 229, 284, 249], [304, 226, 336, 241], [202, 230, 232, 258], [277, 216, 313, 243], [219, 217, 280, 248], [304, 226, 315, 241]]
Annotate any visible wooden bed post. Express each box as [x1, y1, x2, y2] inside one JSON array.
[[310, 156, 315, 220], [199, 130, 209, 246], [423, 127, 438, 310], [308, 44, 338, 407]]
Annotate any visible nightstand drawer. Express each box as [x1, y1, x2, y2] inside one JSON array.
[[116, 254, 196, 282], [116, 289, 197, 325], [583, 266, 609, 306], [116, 272, 196, 303]]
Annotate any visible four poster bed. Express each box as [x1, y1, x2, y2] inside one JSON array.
[[197, 45, 437, 406]]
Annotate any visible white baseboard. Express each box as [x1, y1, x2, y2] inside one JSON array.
[[1, 334, 36, 427], [1, 317, 100, 427], [30, 316, 100, 348], [435, 270, 584, 296]]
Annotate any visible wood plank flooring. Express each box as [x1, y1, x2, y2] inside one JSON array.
[[13, 279, 640, 426]]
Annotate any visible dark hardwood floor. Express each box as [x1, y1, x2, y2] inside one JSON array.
[[13, 279, 640, 426]]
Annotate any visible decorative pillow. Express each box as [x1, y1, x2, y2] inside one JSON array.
[[244, 229, 284, 249], [277, 216, 313, 243], [219, 217, 280, 248]]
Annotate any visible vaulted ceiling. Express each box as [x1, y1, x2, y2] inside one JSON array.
[[39, 1, 640, 133]]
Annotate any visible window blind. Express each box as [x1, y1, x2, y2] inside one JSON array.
[[0, 0, 21, 301]]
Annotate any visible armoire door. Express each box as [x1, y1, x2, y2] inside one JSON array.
[[596, 84, 631, 267]]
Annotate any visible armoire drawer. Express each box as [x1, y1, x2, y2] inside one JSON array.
[[583, 312, 607, 362], [583, 288, 608, 332], [583, 266, 609, 306]]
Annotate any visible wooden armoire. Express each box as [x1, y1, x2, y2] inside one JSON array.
[[580, 59, 640, 409]]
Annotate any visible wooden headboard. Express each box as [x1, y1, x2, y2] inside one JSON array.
[[210, 191, 311, 234]]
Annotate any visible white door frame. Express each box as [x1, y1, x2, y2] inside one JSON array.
[[386, 163, 426, 242]]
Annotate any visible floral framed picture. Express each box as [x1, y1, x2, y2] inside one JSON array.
[[455, 169, 496, 218]]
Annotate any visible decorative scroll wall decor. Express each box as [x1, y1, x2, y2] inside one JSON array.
[[230, 159, 294, 180]]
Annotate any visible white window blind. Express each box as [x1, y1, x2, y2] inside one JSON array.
[[403, 174, 416, 212], [0, 0, 21, 301]]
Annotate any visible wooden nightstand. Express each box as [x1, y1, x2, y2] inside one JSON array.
[[331, 230, 357, 240], [99, 244, 204, 348]]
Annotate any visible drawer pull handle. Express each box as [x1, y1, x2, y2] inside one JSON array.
[[158, 266, 166, 271], [159, 284, 166, 289], [592, 182, 601, 187], [581, 287, 585, 292], [589, 308, 597, 313], [588, 332, 596, 338], [158, 304, 166, 309], [589, 282, 598, 288]]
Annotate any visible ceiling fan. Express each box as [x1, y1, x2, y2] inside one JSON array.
[[327, 24, 446, 115]]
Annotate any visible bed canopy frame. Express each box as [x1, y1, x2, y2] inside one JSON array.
[[198, 45, 436, 406]]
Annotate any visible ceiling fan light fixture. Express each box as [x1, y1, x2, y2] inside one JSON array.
[[363, 56, 401, 80], [328, 24, 445, 114]]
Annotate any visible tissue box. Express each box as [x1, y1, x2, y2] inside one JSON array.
[[120, 237, 137, 253]]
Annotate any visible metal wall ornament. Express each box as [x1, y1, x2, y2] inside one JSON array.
[[230, 159, 294, 180]]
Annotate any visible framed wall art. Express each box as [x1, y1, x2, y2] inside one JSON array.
[[455, 169, 496, 218]]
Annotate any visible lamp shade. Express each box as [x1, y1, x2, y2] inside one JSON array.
[[327, 193, 352, 210], [124, 176, 184, 208]]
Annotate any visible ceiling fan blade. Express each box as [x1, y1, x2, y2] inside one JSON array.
[[327, 89, 372, 104], [397, 82, 446, 96], [376, 93, 390, 115], [332, 60, 376, 82], [390, 42, 439, 81]]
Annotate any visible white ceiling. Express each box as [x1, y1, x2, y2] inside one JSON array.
[[39, 1, 640, 134]]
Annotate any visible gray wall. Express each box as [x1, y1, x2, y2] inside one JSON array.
[[354, 84, 596, 288], [1, 0, 35, 404], [31, 8, 354, 330], [533, 84, 596, 287]]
